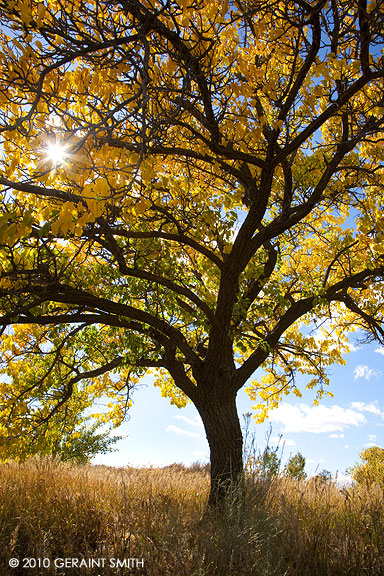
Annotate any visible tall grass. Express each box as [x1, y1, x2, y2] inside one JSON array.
[[0, 457, 383, 575]]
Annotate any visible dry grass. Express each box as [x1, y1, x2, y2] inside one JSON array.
[[269, 475, 384, 576], [0, 457, 383, 575]]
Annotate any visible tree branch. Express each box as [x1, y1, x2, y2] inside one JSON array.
[[235, 264, 384, 387]]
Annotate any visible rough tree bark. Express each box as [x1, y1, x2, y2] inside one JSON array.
[[195, 385, 243, 507]]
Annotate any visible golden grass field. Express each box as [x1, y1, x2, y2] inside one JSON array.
[[0, 457, 383, 575]]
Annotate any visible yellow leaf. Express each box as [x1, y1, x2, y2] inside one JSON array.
[[87, 198, 104, 218], [93, 177, 110, 198], [37, 2, 46, 23], [132, 199, 151, 215]]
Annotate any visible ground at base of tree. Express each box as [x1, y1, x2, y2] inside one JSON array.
[[0, 457, 383, 576]]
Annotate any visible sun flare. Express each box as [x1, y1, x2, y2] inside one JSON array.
[[46, 142, 67, 165]]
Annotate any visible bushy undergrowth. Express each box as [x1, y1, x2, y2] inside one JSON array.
[[0, 457, 383, 575]]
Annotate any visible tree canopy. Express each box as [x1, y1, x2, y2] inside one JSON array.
[[284, 451, 307, 480], [347, 446, 384, 487], [0, 0, 383, 502]]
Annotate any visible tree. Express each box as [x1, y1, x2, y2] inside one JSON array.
[[347, 446, 384, 487], [257, 446, 281, 479], [50, 421, 123, 465], [0, 377, 123, 463], [36, 416, 124, 465], [284, 452, 307, 480], [0, 0, 383, 506]]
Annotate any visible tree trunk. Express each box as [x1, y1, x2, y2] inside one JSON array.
[[196, 391, 244, 507]]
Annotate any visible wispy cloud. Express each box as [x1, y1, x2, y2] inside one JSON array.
[[354, 365, 381, 380], [346, 342, 360, 352], [166, 425, 200, 438], [174, 415, 203, 428], [350, 401, 384, 418], [329, 433, 344, 439], [270, 436, 296, 446], [375, 347, 384, 356], [267, 403, 366, 434]]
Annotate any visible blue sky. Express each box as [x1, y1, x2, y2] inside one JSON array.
[[93, 338, 384, 482]]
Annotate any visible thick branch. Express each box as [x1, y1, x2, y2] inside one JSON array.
[[37, 355, 124, 425], [95, 224, 215, 321], [275, 71, 384, 165], [0, 311, 144, 332], [235, 264, 384, 387], [232, 241, 278, 330], [338, 293, 384, 344], [37, 283, 202, 367], [277, 7, 322, 123], [110, 227, 223, 268], [0, 177, 83, 205]]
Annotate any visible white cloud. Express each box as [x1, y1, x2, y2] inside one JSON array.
[[344, 445, 350, 449], [346, 342, 360, 352], [350, 401, 384, 418], [354, 365, 381, 380], [166, 425, 200, 438], [267, 403, 366, 434], [375, 347, 384, 356], [329, 433, 344, 439], [270, 436, 296, 446], [368, 434, 377, 442], [174, 415, 203, 428], [363, 442, 376, 448]]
